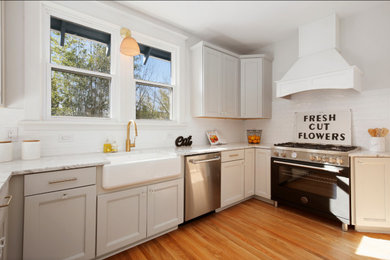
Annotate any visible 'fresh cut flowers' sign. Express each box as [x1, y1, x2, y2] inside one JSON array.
[[294, 110, 351, 145]]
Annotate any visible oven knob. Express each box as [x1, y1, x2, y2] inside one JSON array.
[[310, 155, 316, 161], [281, 152, 287, 158], [316, 156, 322, 162], [322, 157, 329, 163], [291, 152, 297, 158], [273, 151, 279, 157], [337, 158, 344, 165], [329, 157, 336, 164], [300, 196, 309, 204]]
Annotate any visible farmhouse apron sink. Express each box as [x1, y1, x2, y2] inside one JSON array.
[[103, 151, 181, 189]]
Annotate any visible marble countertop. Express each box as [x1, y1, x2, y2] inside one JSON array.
[[173, 143, 273, 156], [1, 142, 389, 193], [350, 150, 390, 158], [0, 153, 110, 191], [0, 142, 273, 192]]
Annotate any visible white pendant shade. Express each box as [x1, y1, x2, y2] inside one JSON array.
[[120, 36, 140, 56]]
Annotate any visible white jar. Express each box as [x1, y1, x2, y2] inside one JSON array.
[[369, 137, 386, 152], [22, 140, 41, 160], [0, 141, 13, 163]]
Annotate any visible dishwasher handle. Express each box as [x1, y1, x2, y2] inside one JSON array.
[[189, 156, 221, 164]]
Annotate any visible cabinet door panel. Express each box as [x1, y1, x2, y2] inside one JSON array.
[[24, 186, 96, 260], [221, 160, 245, 207], [203, 47, 222, 116], [244, 149, 255, 198], [97, 187, 147, 256], [147, 179, 183, 237], [355, 158, 390, 227], [241, 59, 261, 117], [255, 149, 271, 199], [223, 54, 239, 117]]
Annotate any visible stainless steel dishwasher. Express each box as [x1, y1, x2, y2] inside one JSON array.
[[185, 152, 221, 221]]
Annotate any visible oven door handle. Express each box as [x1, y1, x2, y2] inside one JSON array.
[[273, 160, 343, 173]]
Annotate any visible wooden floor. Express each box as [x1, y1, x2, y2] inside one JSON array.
[[107, 199, 390, 260]]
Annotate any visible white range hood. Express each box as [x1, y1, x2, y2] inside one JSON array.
[[275, 14, 362, 98]]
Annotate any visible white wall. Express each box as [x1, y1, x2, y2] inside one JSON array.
[[1, 1, 245, 158], [245, 3, 390, 150]]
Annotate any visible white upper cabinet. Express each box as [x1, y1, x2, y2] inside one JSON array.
[[203, 46, 223, 117], [222, 54, 240, 117], [191, 42, 240, 118], [240, 55, 272, 118]]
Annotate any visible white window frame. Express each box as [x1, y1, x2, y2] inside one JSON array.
[[41, 3, 120, 122], [131, 32, 179, 123]]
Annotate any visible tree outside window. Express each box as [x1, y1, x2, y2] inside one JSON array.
[[50, 17, 112, 118], [134, 44, 173, 120]]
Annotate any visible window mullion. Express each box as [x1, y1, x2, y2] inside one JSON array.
[[50, 63, 112, 79], [134, 79, 174, 90]]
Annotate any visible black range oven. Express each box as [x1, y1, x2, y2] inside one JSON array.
[[271, 157, 351, 226]]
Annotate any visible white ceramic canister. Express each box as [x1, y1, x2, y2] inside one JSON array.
[[369, 137, 386, 152], [0, 141, 13, 163], [22, 140, 41, 160]]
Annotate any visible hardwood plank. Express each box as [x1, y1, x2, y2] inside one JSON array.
[[107, 199, 390, 260]]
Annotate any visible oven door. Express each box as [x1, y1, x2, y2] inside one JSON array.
[[271, 157, 350, 223]]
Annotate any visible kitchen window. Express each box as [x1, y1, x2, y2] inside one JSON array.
[[48, 16, 113, 119], [134, 43, 174, 120]]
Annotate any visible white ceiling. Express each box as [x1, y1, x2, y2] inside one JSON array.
[[118, 1, 386, 54]]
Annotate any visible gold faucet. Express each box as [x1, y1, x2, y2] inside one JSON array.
[[126, 120, 138, 152]]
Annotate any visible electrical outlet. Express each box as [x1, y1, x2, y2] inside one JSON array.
[[6, 127, 18, 140], [58, 134, 74, 143]]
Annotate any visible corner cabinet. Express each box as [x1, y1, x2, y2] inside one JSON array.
[[191, 42, 240, 118], [255, 148, 271, 199], [240, 55, 272, 118], [353, 157, 390, 232], [244, 148, 255, 198]]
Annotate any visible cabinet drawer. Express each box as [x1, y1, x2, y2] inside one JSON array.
[[25, 167, 96, 196], [221, 149, 244, 162]]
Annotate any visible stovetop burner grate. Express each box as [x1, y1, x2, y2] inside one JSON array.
[[274, 142, 358, 152]]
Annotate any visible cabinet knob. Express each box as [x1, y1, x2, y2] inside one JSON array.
[[62, 194, 68, 199]]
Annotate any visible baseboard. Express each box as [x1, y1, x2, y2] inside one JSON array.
[[95, 226, 178, 260], [254, 195, 274, 205], [355, 225, 390, 234]]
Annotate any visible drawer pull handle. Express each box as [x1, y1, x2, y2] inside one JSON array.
[[229, 154, 239, 157], [0, 195, 12, 208], [48, 177, 78, 185]]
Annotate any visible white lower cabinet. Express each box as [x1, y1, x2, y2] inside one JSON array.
[[147, 179, 184, 237], [221, 160, 245, 207], [96, 186, 147, 256], [244, 149, 255, 198], [23, 185, 96, 260], [0, 183, 10, 260], [97, 178, 184, 257], [255, 149, 271, 199], [354, 158, 390, 229]]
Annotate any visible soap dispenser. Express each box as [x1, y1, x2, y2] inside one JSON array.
[[103, 139, 112, 153]]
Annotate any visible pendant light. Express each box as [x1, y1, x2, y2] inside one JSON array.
[[120, 28, 140, 56]]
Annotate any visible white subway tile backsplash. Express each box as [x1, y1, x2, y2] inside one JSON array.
[[245, 88, 390, 150]]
